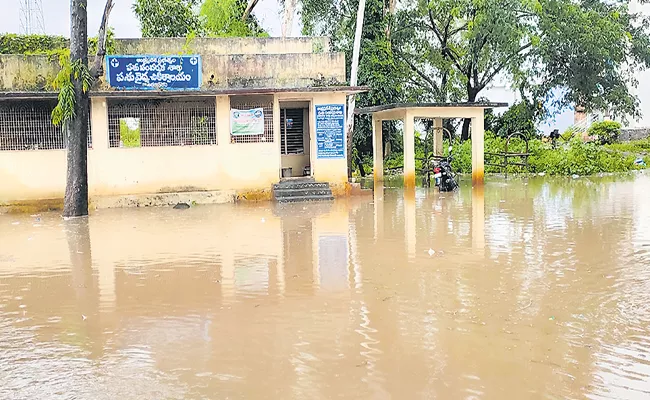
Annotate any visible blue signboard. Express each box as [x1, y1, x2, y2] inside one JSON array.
[[105, 55, 202, 90], [315, 104, 345, 159]]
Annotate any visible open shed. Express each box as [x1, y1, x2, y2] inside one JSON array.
[[356, 102, 507, 187]]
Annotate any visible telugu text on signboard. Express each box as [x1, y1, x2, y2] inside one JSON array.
[[105, 55, 202, 90], [231, 108, 265, 136], [315, 104, 345, 159]]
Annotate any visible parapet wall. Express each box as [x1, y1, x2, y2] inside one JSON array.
[[113, 37, 331, 55], [0, 52, 346, 91]]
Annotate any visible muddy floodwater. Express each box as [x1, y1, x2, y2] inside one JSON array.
[[1, 174, 650, 399]]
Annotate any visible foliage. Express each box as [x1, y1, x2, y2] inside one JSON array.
[[604, 138, 650, 154], [88, 27, 116, 55], [133, 0, 204, 37], [0, 34, 68, 54], [50, 52, 93, 126], [302, 0, 413, 173], [201, 0, 267, 37], [119, 119, 142, 147], [0, 32, 115, 55], [446, 136, 643, 175], [561, 127, 579, 142], [587, 120, 622, 145], [527, 138, 639, 175], [392, 0, 538, 125], [361, 130, 648, 176], [132, 0, 267, 38], [534, 0, 650, 121], [492, 101, 542, 138]]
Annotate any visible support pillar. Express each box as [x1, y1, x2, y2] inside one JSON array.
[[403, 112, 416, 189], [372, 117, 383, 183], [433, 117, 443, 156], [471, 113, 485, 186]]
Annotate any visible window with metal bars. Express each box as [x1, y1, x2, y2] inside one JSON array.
[[280, 108, 306, 155], [0, 99, 92, 151], [107, 97, 217, 148], [229, 95, 274, 143]]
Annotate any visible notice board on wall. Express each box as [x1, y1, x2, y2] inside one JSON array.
[[315, 104, 345, 159]]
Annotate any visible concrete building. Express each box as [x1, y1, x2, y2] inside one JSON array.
[[0, 37, 365, 210]]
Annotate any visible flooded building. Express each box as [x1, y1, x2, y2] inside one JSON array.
[[0, 37, 365, 208]]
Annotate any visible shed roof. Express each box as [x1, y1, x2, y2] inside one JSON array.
[[356, 102, 508, 114], [0, 86, 369, 101]]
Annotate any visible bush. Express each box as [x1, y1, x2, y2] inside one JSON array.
[[492, 101, 541, 138], [588, 120, 622, 145], [0, 34, 68, 54], [361, 131, 647, 178]]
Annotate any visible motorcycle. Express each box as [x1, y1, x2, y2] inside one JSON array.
[[433, 145, 459, 192]]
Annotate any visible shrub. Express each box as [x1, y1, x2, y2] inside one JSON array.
[[0, 34, 68, 54], [587, 120, 622, 145]]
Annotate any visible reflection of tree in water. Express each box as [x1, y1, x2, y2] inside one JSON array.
[[64, 217, 103, 357], [509, 177, 641, 396]]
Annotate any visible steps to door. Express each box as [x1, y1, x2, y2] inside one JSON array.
[[272, 177, 334, 203]]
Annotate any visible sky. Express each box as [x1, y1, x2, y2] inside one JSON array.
[[1, 0, 575, 132], [0, 0, 292, 37]]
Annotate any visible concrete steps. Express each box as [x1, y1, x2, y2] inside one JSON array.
[[272, 177, 334, 203]]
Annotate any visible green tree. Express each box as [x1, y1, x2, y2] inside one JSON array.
[[133, 0, 266, 38], [393, 0, 650, 140], [133, 0, 204, 37], [302, 0, 412, 172], [201, 0, 267, 37]]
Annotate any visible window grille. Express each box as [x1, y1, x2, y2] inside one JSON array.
[[280, 108, 305, 155], [107, 97, 217, 148], [229, 95, 274, 143], [0, 100, 92, 151]]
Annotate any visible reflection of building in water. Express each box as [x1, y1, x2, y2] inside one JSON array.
[[317, 235, 349, 290]]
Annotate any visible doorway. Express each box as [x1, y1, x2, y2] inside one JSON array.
[[280, 101, 311, 178]]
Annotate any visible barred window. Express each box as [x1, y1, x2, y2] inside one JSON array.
[[108, 97, 217, 148], [229, 95, 274, 143], [280, 108, 305, 155], [0, 100, 92, 151]]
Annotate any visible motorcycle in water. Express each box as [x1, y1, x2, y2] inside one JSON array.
[[433, 145, 459, 192]]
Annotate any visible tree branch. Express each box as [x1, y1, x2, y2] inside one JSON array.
[[91, 0, 114, 80], [428, 9, 465, 76], [242, 0, 260, 22], [478, 42, 533, 90], [397, 51, 440, 96]]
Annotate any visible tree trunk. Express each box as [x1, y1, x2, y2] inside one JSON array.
[[64, 0, 90, 218], [91, 0, 114, 80], [281, 0, 296, 37], [460, 89, 478, 141], [345, 0, 367, 180], [242, 0, 260, 22]]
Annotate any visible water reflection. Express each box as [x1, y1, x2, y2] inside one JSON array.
[[1, 174, 650, 399]]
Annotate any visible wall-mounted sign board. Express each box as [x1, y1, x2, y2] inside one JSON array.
[[315, 104, 345, 159], [106, 55, 202, 90]]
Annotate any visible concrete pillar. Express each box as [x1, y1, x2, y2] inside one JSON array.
[[372, 116, 383, 183], [471, 113, 485, 186], [433, 117, 443, 156], [273, 95, 282, 179], [403, 112, 416, 189], [216, 95, 231, 145], [90, 98, 109, 149]]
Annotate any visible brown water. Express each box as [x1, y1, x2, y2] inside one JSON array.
[[1, 174, 650, 399]]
